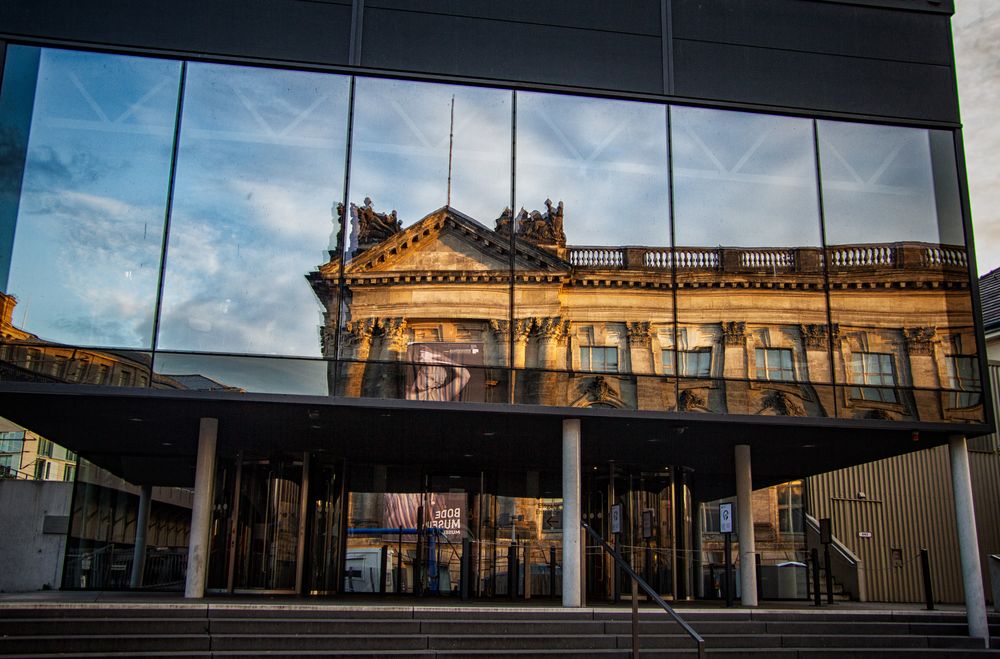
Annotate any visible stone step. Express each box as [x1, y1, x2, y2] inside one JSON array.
[[0, 618, 209, 636], [0, 635, 210, 655]]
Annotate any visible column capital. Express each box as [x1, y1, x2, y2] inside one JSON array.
[[721, 321, 746, 347]]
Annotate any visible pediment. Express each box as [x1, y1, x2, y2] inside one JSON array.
[[342, 207, 568, 276]]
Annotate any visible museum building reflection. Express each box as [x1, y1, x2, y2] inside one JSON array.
[[311, 198, 980, 423]]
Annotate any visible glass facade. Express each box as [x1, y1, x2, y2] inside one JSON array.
[[0, 45, 983, 424]]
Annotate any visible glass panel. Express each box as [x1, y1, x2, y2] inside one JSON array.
[[672, 107, 829, 417], [513, 92, 671, 405], [819, 122, 981, 423], [0, 47, 180, 349], [0, 342, 152, 387], [332, 79, 513, 402], [63, 459, 192, 590], [151, 352, 328, 396], [157, 63, 349, 357]]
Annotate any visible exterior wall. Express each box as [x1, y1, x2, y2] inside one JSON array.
[[0, 480, 71, 592], [0, 0, 959, 122], [807, 421, 1000, 603]]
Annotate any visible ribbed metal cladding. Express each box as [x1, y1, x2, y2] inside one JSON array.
[[808, 373, 1000, 605]]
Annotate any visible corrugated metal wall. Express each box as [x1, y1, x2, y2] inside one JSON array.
[[807, 362, 1000, 603]]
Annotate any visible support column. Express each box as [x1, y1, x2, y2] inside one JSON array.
[[185, 418, 218, 599], [693, 502, 704, 599], [562, 418, 582, 607], [949, 435, 989, 646], [130, 484, 152, 589], [735, 444, 757, 606]]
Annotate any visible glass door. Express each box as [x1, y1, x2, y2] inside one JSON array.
[[232, 455, 304, 593]]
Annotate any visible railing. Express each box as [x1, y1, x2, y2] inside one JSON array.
[[566, 242, 967, 276], [827, 245, 894, 268], [583, 522, 705, 659], [805, 514, 865, 602], [568, 247, 624, 268], [923, 245, 967, 268]]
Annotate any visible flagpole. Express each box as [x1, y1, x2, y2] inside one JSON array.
[[447, 94, 455, 208]]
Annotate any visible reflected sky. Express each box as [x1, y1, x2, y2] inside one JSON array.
[[348, 78, 511, 237], [157, 63, 349, 357], [819, 121, 966, 246], [153, 352, 328, 395], [672, 106, 820, 248], [3, 48, 180, 348], [516, 92, 669, 247]]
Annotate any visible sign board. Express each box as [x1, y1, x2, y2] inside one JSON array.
[[610, 503, 623, 534], [642, 509, 654, 539], [719, 502, 733, 534], [858, 531, 872, 539]]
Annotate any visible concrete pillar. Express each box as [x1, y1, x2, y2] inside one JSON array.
[[185, 418, 218, 599], [693, 502, 704, 599], [735, 444, 757, 606], [562, 418, 582, 607], [129, 484, 152, 589], [949, 435, 989, 646]]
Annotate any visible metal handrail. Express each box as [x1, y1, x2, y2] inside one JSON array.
[[582, 522, 705, 659]]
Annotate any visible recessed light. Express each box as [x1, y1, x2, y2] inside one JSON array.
[[161, 442, 173, 447]]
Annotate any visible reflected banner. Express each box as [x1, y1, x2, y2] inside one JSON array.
[[405, 343, 485, 402], [383, 492, 466, 539]]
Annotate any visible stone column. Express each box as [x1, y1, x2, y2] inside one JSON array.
[[536, 317, 569, 405], [949, 435, 989, 645], [489, 319, 511, 367], [905, 327, 942, 421], [562, 418, 582, 607], [129, 484, 152, 589], [627, 321, 656, 409], [511, 319, 532, 369], [735, 443, 758, 606], [341, 318, 376, 397], [185, 418, 218, 599], [722, 322, 747, 414], [380, 317, 409, 398], [801, 324, 836, 414]]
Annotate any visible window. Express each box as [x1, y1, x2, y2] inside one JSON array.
[[849, 352, 897, 403], [37, 438, 53, 457], [34, 459, 48, 480], [580, 346, 618, 373], [776, 481, 803, 534], [0, 432, 25, 453], [0, 454, 18, 477], [946, 356, 980, 408], [755, 347, 794, 381], [665, 349, 711, 378], [63, 465, 76, 482]]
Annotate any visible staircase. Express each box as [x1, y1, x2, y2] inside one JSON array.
[[1, 603, 998, 657]]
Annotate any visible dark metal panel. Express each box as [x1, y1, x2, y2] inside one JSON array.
[[673, 39, 958, 123], [365, 0, 661, 36], [361, 8, 664, 94], [0, 0, 352, 66], [672, 0, 953, 65]]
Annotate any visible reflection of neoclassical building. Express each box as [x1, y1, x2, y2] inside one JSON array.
[[310, 201, 980, 425]]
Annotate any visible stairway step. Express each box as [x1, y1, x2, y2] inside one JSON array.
[[0, 618, 208, 636], [0, 635, 210, 655], [212, 633, 429, 651]]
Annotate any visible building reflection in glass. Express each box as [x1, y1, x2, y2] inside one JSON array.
[[0, 46, 984, 424]]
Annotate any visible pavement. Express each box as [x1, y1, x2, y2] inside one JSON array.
[[0, 589, 983, 616]]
